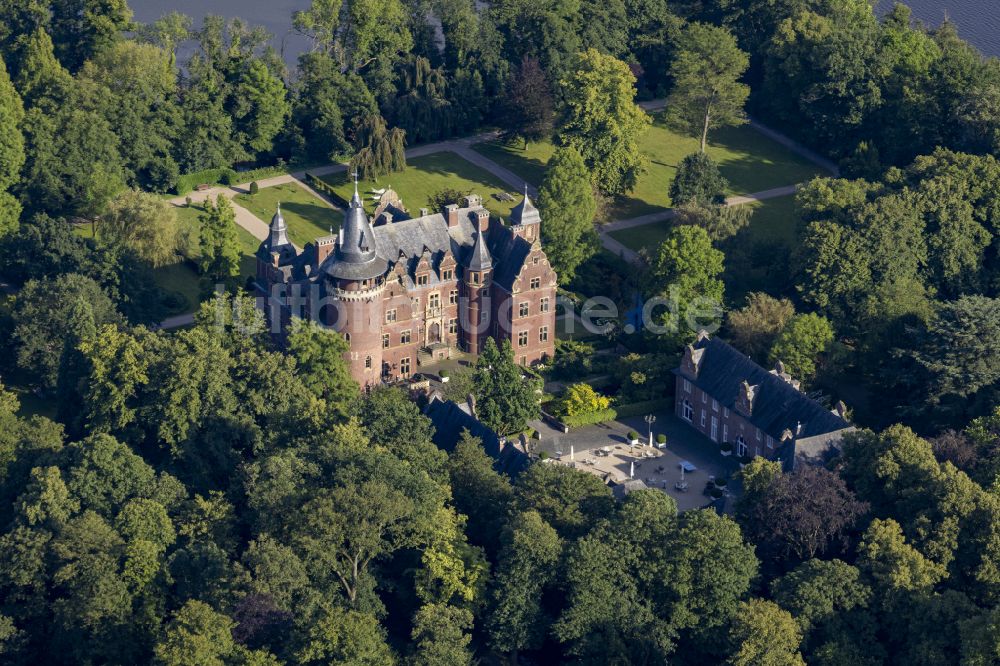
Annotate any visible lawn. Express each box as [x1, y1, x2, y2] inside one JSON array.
[[321, 152, 523, 220], [471, 140, 556, 188], [607, 195, 803, 302], [234, 182, 340, 247], [609, 194, 799, 255], [149, 203, 265, 317], [472, 118, 824, 220]]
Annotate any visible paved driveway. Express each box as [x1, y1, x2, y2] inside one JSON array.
[[530, 410, 740, 512]]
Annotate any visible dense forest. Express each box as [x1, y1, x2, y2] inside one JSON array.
[[0, 0, 999, 663]]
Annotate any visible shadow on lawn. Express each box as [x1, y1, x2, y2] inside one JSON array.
[[280, 200, 339, 232]]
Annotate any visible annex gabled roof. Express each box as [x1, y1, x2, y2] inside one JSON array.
[[424, 396, 531, 477], [676, 335, 850, 441]]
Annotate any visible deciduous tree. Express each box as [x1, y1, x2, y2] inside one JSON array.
[[557, 49, 650, 196], [769, 312, 835, 381], [667, 22, 749, 153], [670, 151, 728, 205], [472, 338, 540, 436], [726, 292, 795, 361], [0, 55, 24, 237]]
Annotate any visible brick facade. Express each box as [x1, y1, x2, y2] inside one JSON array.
[[673, 332, 852, 465], [256, 188, 557, 386]]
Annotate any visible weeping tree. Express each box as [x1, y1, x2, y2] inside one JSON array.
[[350, 113, 406, 180]]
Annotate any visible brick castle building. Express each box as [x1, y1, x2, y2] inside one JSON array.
[[674, 332, 852, 469], [255, 180, 557, 386]]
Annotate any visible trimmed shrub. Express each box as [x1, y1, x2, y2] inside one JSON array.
[[438, 368, 449, 378], [614, 398, 673, 418], [249, 181, 259, 195], [720, 442, 733, 453], [627, 430, 639, 441], [218, 168, 237, 186], [710, 487, 724, 499], [656, 433, 667, 445], [538, 451, 550, 460], [561, 408, 618, 429], [174, 167, 231, 195], [715, 477, 728, 487]]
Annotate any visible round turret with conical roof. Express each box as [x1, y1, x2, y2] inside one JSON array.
[[322, 173, 388, 386]]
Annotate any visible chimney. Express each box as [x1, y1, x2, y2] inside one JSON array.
[[271, 251, 280, 268], [445, 204, 459, 228], [464, 194, 482, 208], [475, 208, 490, 233], [835, 401, 848, 420], [383, 212, 393, 225], [316, 235, 336, 267], [419, 207, 429, 218]]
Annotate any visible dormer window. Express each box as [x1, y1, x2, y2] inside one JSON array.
[[442, 269, 453, 280], [417, 274, 428, 286], [472, 273, 480, 284]]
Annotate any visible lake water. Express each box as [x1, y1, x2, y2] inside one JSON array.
[[129, 0, 1000, 63]]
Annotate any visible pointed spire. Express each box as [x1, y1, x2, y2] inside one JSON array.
[[351, 168, 362, 208], [324, 170, 388, 280], [510, 186, 540, 226], [467, 230, 492, 272], [268, 203, 289, 248]]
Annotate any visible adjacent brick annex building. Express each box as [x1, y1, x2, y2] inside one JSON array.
[[255, 180, 557, 386], [674, 332, 853, 469]]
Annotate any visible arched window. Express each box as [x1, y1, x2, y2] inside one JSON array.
[[344, 332, 351, 343]]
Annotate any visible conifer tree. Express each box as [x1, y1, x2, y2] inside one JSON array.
[[198, 195, 240, 283]]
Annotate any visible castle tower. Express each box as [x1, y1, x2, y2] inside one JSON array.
[[462, 217, 493, 354], [322, 174, 389, 385], [510, 186, 541, 243]]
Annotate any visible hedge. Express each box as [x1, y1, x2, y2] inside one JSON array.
[[614, 398, 673, 418], [561, 407, 618, 429], [174, 168, 237, 195], [306, 173, 351, 208]]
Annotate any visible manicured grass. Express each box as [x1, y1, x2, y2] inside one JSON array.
[[321, 152, 522, 220], [608, 195, 800, 256], [472, 119, 824, 221], [150, 262, 202, 315], [151, 203, 264, 316], [609, 195, 803, 301], [235, 182, 340, 247], [471, 140, 556, 188]]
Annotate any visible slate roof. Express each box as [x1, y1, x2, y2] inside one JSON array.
[[467, 231, 492, 271], [304, 193, 534, 289], [510, 190, 540, 226], [486, 230, 531, 292], [324, 186, 388, 280], [257, 205, 297, 264], [676, 336, 850, 441], [424, 396, 532, 477]]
